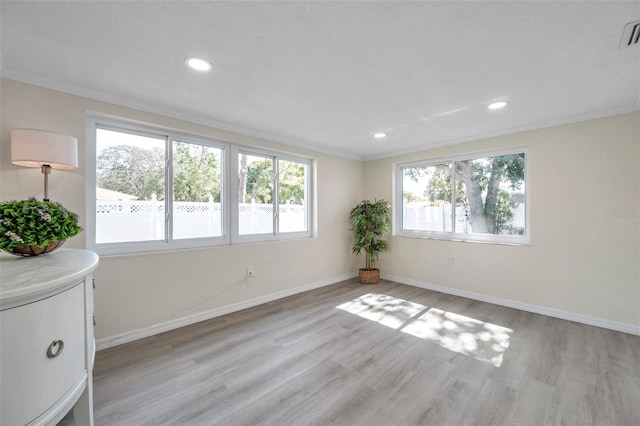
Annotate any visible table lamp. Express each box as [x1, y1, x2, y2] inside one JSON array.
[[10, 129, 78, 201]]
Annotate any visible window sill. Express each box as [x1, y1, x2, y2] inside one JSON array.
[[394, 232, 530, 247]]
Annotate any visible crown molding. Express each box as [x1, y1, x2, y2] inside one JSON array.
[[3, 70, 638, 164], [363, 105, 640, 161], [0, 71, 364, 162]]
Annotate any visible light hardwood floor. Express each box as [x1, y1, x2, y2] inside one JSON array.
[[61, 279, 640, 425]]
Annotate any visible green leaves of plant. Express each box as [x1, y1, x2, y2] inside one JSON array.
[[350, 199, 391, 269], [0, 198, 82, 250]]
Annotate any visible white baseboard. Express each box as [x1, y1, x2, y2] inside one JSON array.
[[96, 272, 357, 351], [382, 274, 640, 336], [97, 271, 638, 351]]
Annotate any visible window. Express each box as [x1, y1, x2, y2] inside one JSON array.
[[87, 116, 312, 254], [231, 147, 311, 243], [172, 139, 224, 240], [395, 149, 528, 244], [95, 128, 167, 244]]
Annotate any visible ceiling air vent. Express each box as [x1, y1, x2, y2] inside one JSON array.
[[620, 20, 640, 49]]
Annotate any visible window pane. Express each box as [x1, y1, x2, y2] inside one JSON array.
[[238, 154, 274, 235], [96, 128, 165, 243], [455, 153, 526, 235], [278, 160, 307, 233], [402, 163, 453, 232], [172, 140, 223, 239]]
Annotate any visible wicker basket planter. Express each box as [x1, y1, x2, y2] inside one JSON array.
[[8, 240, 66, 257], [359, 268, 380, 284]]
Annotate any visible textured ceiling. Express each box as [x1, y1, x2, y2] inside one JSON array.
[[1, 1, 639, 160]]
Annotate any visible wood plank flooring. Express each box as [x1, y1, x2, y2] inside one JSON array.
[[60, 279, 640, 425]]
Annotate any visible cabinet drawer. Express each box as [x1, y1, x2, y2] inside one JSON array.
[[1, 283, 85, 425]]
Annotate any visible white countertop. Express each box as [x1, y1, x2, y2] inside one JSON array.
[[0, 248, 99, 309]]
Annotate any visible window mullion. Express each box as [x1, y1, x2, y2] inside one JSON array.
[[273, 156, 279, 235], [304, 163, 310, 232], [451, 162, 456, 234], [165, 137, 173, 243], [229, 146, 240, 243]]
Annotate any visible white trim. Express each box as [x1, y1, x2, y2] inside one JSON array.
[[382, 274, 640, 336], [230, 146, 313, 244], [394, 147, 530, 245], [96, 272, 357, 351], [87, 114, 233, 254], [96, 271, 639, 350], [396, 146, 529, 168], [85, 116, 98, 252], [86, 114, 313, 255]]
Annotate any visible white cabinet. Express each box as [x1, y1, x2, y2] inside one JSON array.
[[0, 249, 99, 426]]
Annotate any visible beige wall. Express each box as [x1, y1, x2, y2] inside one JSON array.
[[0, 79, 364, 343], [2, 78, 638, 343], [365, 112, 640, 328]]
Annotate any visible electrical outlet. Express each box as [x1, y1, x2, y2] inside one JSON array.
[[446, 257, 454, 266], [247, 266, 254, 278]]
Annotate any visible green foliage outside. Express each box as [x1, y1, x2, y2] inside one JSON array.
[[456, 154, 524, 234], [239, 158, 306, 205], [97, 145, 165, 200], [278, 160, 306, 205], [98, 146, 305, 205], [0, 197, 82, 250], [243, 159, 274, 204], [494, 190, 524, 235], [173, 142, 221, 202], [350, 199, 391, 270]]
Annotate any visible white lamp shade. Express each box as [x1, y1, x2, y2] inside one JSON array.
[[11, 129, 78, 170]]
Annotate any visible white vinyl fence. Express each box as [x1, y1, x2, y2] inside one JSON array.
[[403, 202, 525, 234], [96, 198, 305, 243]]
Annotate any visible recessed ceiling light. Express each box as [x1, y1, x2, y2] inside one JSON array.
[[374, 133, 387, 139], [488, 101, 507, 110], [185, 57, 212, 72]]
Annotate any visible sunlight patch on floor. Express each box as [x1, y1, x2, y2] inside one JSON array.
[[336, 293, 426, 329], [401, 308, 512, 367], [336, 293, 512, 367]]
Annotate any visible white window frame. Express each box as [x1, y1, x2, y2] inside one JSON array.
[[394, 147, 530, 245], [230, 145, 312, 244], [86, 114, 313, 255]]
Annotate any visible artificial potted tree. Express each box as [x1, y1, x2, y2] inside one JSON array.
[[350, 199, 391, 284]]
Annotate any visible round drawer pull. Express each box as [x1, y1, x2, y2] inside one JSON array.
[[46, 340, 64, 358]]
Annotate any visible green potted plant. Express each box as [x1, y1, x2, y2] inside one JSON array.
[[0, 197, 82, 256], [350, 199, 391, 284]]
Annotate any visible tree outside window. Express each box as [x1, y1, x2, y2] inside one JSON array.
[[399, 151, 527, 243]]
